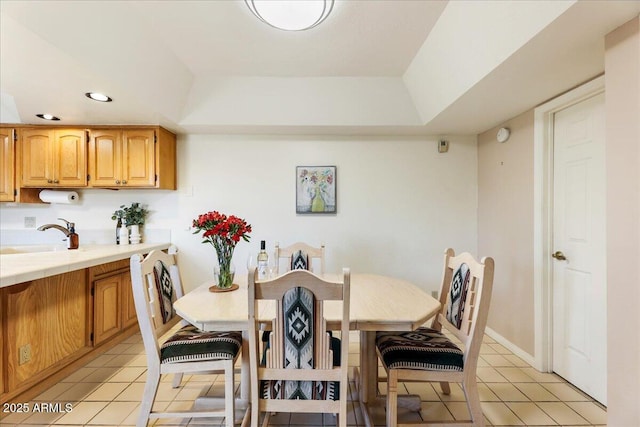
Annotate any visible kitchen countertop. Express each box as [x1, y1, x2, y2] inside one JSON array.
[[0, 243, 171, 288]]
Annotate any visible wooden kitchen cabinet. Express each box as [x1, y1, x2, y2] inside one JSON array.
[[89, 127, 176, 189], [20, 128, 88, 187], [0, 304, 4, 395], [90, 259, 138, 345], [2, 270, 89, 393], [121, 271, 138, 329], [0, 126, 16, 201], [93, 274, 122, 345]]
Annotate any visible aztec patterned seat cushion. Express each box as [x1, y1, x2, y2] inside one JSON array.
[[261, 286, 338, 401], [376, 327, 464, 371], [160, 325, 242, 364], [153, 260, 175, 324], [446, 263, 471, 329], [290, 250, 310, 270]]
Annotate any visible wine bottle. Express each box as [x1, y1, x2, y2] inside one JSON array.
[[257, 240, 268, 280]]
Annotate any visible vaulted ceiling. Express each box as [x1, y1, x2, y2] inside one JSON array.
[[1, 1, 638, 135]]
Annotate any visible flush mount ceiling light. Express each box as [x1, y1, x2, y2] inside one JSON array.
[[245, 0, 334, 31], [36, 113, 60, 121], [85, 92, 112, 102]]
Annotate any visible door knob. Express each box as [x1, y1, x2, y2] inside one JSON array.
[[552, 251, 567, 261]]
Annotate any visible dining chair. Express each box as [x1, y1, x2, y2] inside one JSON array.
[[266, 242, 331, 364], [248, 268, 351, 427], [274, 241, 325, 274], [375, 248, 495, 427], [130, 247, 243, 427]]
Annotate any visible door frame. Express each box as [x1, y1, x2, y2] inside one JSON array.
[[532, 75, 604, 372]]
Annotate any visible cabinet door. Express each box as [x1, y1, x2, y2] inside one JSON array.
[[121, 271, 138, 329], [54, 129, 87, 186], [5, 270, 88, 391], [21, 129, 54, 187], [0, 128, 16, 201], [93, 275, 122, 345], [89, 130, 122, 187], [122, 129, 155, 187]]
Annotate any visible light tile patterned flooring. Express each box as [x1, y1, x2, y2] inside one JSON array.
[[0, 327, 607, 426]]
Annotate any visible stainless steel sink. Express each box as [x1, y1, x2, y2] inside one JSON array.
[[0, 244, 69, 255]]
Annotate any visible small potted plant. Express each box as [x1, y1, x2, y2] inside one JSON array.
[[112, 202, 149, 244]]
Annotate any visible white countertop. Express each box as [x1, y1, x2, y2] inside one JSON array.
[[0, 243, 171, 288]]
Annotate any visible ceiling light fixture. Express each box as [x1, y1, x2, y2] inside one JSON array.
[[36, 113, 60, 121], [85, 92, 113, 102], [245, 0, 334, 31]]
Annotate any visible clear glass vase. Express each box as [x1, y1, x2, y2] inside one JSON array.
[[214, 259, 235, 288]]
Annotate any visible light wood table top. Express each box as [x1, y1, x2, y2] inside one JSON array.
[[174, 273, 440, 332]]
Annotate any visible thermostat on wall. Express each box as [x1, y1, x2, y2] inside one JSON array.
[[438, 140, 449, 153]]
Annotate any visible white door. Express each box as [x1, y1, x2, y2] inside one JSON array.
[[552, 92, 606, 405]]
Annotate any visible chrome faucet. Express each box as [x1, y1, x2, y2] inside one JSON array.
[[38, 218, 79, 249], [37, 218, 71, 237]]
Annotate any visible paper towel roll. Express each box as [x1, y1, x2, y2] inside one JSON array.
[[39, 190, 79, 204]]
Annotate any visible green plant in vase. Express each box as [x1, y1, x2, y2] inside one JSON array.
[[111, 202, 149, 226], [112, 202, 149, 244]]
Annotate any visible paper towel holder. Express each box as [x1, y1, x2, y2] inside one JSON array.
[[39, 189, 80, 204]]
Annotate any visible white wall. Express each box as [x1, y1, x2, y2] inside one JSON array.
[[604, 16, 640, 426], [0, 134, 478, 294]]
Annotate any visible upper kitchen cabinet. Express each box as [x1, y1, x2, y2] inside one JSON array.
[[20, 128, 88, 187], [88, 127, 176, 189], [0, 127, 16, 201]]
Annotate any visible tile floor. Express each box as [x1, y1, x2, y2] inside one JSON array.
[[0, 327, 607, 426]]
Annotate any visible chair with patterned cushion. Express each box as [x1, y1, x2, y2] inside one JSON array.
[[274, 241, 325, 274], [375, 248, 494, 427], [248, 268, 350, 427], [130, 247, 244, 427], [266, 242, 332, 364]]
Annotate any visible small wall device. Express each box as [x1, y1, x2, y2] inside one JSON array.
[[438, 139, 449, 153]]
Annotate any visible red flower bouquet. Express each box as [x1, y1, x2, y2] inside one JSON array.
[[192, 211, 251, 288]]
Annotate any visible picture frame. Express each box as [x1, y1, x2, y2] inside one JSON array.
[[296, 166, 336, 214]]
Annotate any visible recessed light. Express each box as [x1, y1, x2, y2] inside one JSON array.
[[85, 92, 112, 102], [36, 114, 60, 121]]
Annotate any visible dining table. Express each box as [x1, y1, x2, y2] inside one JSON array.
[[173, 272, 441, 426]]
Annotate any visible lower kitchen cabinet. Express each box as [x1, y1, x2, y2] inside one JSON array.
[[1, 259, 140, 404], [90, 259, 138, 345], [2, 270, 89, 394]]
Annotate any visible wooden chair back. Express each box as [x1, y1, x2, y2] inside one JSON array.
[[248, 268, 350, 426], [274, 241, 326, 274], [431, 248, 495, 366], [130, 246, 183, 362]]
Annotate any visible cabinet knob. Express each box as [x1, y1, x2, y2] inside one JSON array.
[[53, 179, 59, 184], [115, 180, 121, 184], [122, 180, 127, 184], [47, 179, 53, 183]]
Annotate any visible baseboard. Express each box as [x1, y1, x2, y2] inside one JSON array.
[[484, 326, 538, 369]]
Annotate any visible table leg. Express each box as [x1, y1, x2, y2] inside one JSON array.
[[359, 330, 377, 403], [241, 330, 250, 400]]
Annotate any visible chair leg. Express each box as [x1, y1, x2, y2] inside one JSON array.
[[171, 373, 184, 388], [137, 371, 160, 427], [261, 412, 271, 427], [386, 370, 398, 427], [225, 361, 235, 427], [439, 381, 451, 395], [251, 384, 259, 427], [463, 378, 485, 427], [338, 398, 347, 427]]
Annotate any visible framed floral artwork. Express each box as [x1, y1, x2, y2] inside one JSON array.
[[296, 166, 336, 214]]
